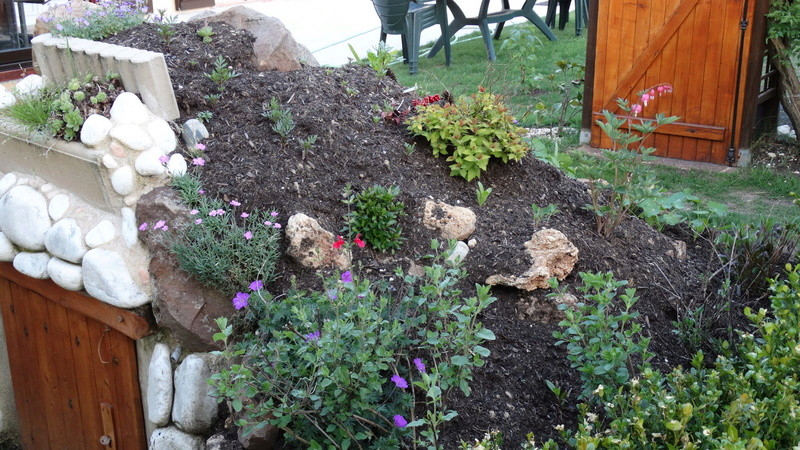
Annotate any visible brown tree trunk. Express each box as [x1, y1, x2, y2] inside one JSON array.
[[770, 38, 800, 134]]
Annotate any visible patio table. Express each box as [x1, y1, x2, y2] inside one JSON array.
[[428, 0, 556, 62]]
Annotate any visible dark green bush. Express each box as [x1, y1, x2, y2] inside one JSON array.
[[343, 184, 406, 253]]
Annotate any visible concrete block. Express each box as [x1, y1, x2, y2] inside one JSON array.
[[131, 52, 179, 120]]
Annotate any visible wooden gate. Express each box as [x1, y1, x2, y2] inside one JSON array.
[[586, 0, 761, 164], [0, 263, 150, 450]]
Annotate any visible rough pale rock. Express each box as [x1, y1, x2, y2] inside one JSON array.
[[445, 241, 470, 265], [109, 92, 149, 125], [516, 293, 578, 324], [172, 354, 218, 434], [82, 249, 148, 308], [135, 149, 167, 176], [15, 74, 43, 97], [44, 218, 87, 263], [147, 120, 177, 154], [111, 166, 135, 196], [120, 207, 138, 248], [80, 114, 113, 147], [485, 229, 579, 291], [47, 257, 84, 291], [180, 119, 208, 148], [147, 343, 173, 427], [0, 232, 16, 262], [149, 426, 204, 450], [0, 185, 51, 251], [48, 194, 70, 221], [0, 173, 17, 197], [286, 213, 351, 269], [191, 6, 318, 71], [423, 200, 477, 240], [110, 124, 153, 151], [668, 240, 688, 261], [13, 252, 51, 279], [85, 220, 116, 247], [166, 154, 187, 177]]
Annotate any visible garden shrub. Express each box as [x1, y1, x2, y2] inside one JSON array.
[[209, 241, 496, 449], [51, 0, 149, 40], [169, 174, 281, 296], [343, 184, 406, 253], [407, 88, 529, 181]]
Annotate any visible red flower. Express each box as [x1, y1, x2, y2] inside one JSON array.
[[354, 234, 366, 248], [333, 236, 345, 249]]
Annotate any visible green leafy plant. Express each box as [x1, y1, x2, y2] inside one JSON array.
[[51, 0, 148, 40], [408, 88, 529, 181], [299, 134, 317, 160], [153, 9, 178, 49], [261, 97, 295, 142], [203, 93, 221, 105], [499, 24, 542, 89], [475, 181, 492, 206], [529, 60, 585, 134], [209, 242, 496, 448], [767, 0, 800, 59], [196, 25, 215, 44], [530, 203, 559, 229], [196, 110, 213, 123], [205, 55, 240, 92], [343, 184, 406, 253]]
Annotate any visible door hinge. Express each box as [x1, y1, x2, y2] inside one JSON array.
[[740, 19, 748, 30], [727, 147, 736, 165]]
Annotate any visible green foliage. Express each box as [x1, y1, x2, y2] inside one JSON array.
[[209, 244, 496, 448], [767, 0, 800, 59], [51, 0, 148, 40], [343, 184, 406, 253], [153, 10, 178, 49], [353, 42, 400, 77], [196, 25, 215, 44], [552, 272, 653, 400], [475, 181, 492, 206], [299, 134, 317, 160], [196, 110, 213, 123], [205, 55, 240, 92], [499, 24, 542, 89], [529, 60, 585, 134], [637, 190, 728, 235], [530, 203, 559, 229], [261, 97, 295, 141], [407, 88, 529, 181], [169, 174, 281, 296]]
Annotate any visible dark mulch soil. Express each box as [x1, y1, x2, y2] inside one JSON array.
[[104, 22, 750, 447]]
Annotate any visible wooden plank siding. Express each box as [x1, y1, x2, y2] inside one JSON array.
[[587, 0, 756, 164], [0, 266, 149, 449]]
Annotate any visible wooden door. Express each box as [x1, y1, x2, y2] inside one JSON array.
[[0, 263, 150, 450], [589, 0, 757, 164]]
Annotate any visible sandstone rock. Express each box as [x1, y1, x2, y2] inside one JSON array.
[[147, 343, 173, 427], [111, 166, 136, 196], [85, 220, 116, 247], [149, 426, 204, 450], [109, 92, 149, 125], [33, 0, 99, 36], [0, 232, 16, 262], [190, 6, 319, 71], [15, 74, 43, 97], [82, 249, 148, 308], [286, 213, 351, 269], [80, 114, 113, 147], [445, 241, 470, 265], [423, 200, 476, 240], [44, 218, 87, 263], [47, 257, 84, 291], [13, 252, 50, 279], [172, 354, 218, 434], [147, 119, 177, 154], [0, 173, 17, 197], [167, 154, 187, 177], [48, 194, 70, 221], [516, 293, 578, 324], [180, 119, 208, 149], [485, 229, 578, 291], [111, 124, 153, 151], [668, 240, 687, 261], [0, 185, 51, 251], [135, 149, 168, 177]]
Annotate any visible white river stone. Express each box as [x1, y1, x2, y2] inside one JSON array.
[[0, 232, 17, 262], [166, 154, 187, 177], [0, 173, 17, 198], [15, 74, 43, 96], [44, 218, 87, 264], [47, 257, 84, 291], [102, 154, 119, 169], [147, 119, 177, 154], [0, 185, 51, 251], [85, 220, 116, 248], [80, 114, 113, 147], [82, 249, 148, 308], [0, 86, 14, 109], [150, 426, 204, 450], [110, 92, 149, 124], [111, 166, 135, 196], [48, 194, 70, 221], [13, 252, 50, 279], [121, 207, 138, 247], [147, 343, 173, 427], [172, 354, 218, 434], [110, 124, 153, 151], [134, 149, 167, 177]]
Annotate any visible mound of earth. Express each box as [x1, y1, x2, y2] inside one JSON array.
[[106, 21, 731, 447]]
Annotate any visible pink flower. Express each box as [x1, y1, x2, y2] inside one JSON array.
[[240, 212, 250, 218], [190, 209, 199, 215], [333, 236, 345, 249], [194, 219, 203, 224], [192, 157, 205, 166], [273, 223, 281, 229], [641, 93, 650, 107], [354, 234, 366, 248], [138, 222, 148, 231], [162, 225, 169, 231], [154, 220, 166, 230], [230, 200, 241, 207], [232, 292, 249, 310], [631, 104, 643, 117], [263, 221, 273, 226], [243, 231, 253, 240], [270, 211, 279, 217], [158, 155, 169, 165], [198, 189, 205, 195], [195, 143, 206, 151]]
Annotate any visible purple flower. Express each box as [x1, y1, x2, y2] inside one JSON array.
[[195, 143, 206, 151], [273, 223, 282, 229], [138, 222, 148, 231], [162, 225, 169, 231], [159, 155, 169, 164], [249, 280, 263, 291], [341, 271, 353, 284], [393, 415, 408, 428], [189, 209, 199, 215], [263, 221, 272, 226], [326, 289, 338, 300], [194, 219, 203, 225], [243, 231, 253, 240], [240, 212, 250, 218], [55, 23, 63, 31], [391, 374, 408, 389], [192, 157, 205, 166], [304, 331, 321, 342], [270, 211, 279, 217], [232, 292, 250, 310], [198, 189, 205, 195], [230, 200, 241, 207], [413, 358, 426, 374]]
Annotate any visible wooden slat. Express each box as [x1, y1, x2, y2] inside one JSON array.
[[67, 308, 106, 448], [592, 113, 726, 141], [107, 336, 147, 450], [0, 263, 151, 340], [695, 0, 725, 162]]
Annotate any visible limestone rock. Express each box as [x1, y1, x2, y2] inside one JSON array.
[[180, 119, 208, 149], [15, 74, 43, 97], [172, 354, 218, 434], [166, 154, 187, 177], [0, 185, 51, 251], [47, 257, 84, 291], [149, 426, 204, 450], [135, 149, 168, 177], [147, 120, 177, 154], [423, 200, 477, 240], [0, 173, 17, 197], [286, 213, 351, 269], [44, 218, 87, 263], [80, 114, 112, 147], [13, 252, 51, 279], [85, 220, 116, 247], [82, 249, 148, 308], [0, 232, 17, 262], [485, 229, 578, 291], [110, 124, 152, 151], [48, 194, 70, 221], [34, 0, 100, 36], [111, 166, 136, 196], [109, 92, 149, 125], [668, 240, 687, 261], [190, 6, 319, 71], [147, 343, 173, 427]]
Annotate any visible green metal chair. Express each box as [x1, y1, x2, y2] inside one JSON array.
[[371, 0, 451, 74]]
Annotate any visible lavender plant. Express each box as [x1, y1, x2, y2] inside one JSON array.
[[50, 0, 149, 40]]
